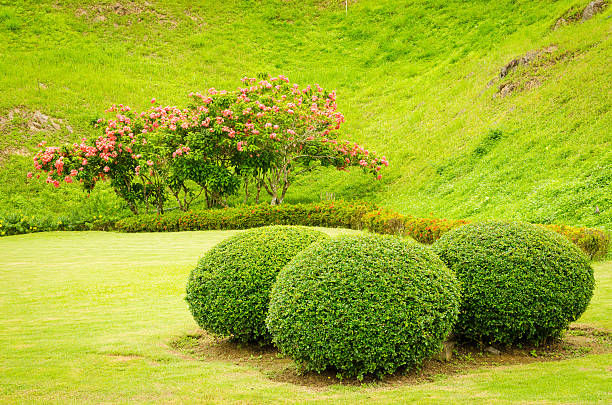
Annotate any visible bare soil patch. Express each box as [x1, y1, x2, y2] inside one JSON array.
[[76, 2, 178, 27], [169, 325, 611, 388], [106, 353, 145, 362], [0, 107, 72, 165], [0, 107, 70, 134]]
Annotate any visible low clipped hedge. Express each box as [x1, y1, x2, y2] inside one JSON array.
[[185, 226, 329, 343], [0, 212, 121, 236], [4, 201, 606, 260], [115, 201, 377, 233], [114, 202, 610, 260], [266, 234, 460, 379], [432, 221, 595, 346]]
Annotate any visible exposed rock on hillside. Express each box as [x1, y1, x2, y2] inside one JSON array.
[[0, 108, 72, 164], [499, 46, 558, 78], [553, 0, 608, 30], [491, 45, 575, 97], [582, 0, 608, 20]]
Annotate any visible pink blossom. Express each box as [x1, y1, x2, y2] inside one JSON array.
[[103, 166, 110, 172], [151, 98, 156, 104], [27, 172, 33, 178], [146, 160, 153, 166]]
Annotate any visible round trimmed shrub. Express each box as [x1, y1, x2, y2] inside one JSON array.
[[185, 225, 329, 343], [432, 220, 595, 346], [265, 234, 460, 379]]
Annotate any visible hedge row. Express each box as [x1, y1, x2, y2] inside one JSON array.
[[0, 213, 120, 236], [115, 201, 610, 260]]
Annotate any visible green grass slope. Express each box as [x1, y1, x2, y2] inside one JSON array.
[[0, 0, 610, 229]]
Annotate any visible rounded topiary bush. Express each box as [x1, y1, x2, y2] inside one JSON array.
[[432, 220, 595, 346], [265, 234, 460, 379], [185, 225, 329, 343]]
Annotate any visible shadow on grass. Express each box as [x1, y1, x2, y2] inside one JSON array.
[[168, 325, 611, 388]]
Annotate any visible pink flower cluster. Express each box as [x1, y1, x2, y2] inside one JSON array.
[[31, 74, 388, 191], [172, 145, 191, 159]]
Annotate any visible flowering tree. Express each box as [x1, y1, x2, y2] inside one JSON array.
[[31, 75, 387, 212], [187, 75, 388, 205], [32, 105, 147, 214]]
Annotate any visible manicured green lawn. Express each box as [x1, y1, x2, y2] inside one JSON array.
[[0, 230, 610, 404]]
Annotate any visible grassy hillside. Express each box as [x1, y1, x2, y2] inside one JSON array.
[[0, 0, 610, 229]]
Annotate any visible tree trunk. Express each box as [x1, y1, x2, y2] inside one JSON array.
[[269, 186, 279, 205], [255, 180, 261, 204], [127, 201, 139, 215], [244, 175, 249, 204]]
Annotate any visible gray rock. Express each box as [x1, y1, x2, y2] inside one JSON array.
[[553, 17, 568, 30], [485, 346, 501, 355], [434, 340, 455, 361], [582, 1, 607, 21], [32, 111, 49, 125]]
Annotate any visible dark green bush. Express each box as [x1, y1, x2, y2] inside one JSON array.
[[432, 221, 595, 346], [185, 225, 329, 343], [113, 202, 609, 260], [266, 234, 460, 379]]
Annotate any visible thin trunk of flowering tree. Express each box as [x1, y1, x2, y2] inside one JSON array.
[[262, 156, 311, 205], [263, 164, 288, 205], [203, 186, 229, 208], [255, 177, 262, 204], [243, 174, 249, 204], [169, 183, 204, 211], [112, 176, 140, 215]]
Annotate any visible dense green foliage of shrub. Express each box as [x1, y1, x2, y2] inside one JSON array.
[[113, 201, 610, 260], [185, 226, 329, 343], [432, 221, 595, 346], [266, 234, 460, 379]]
